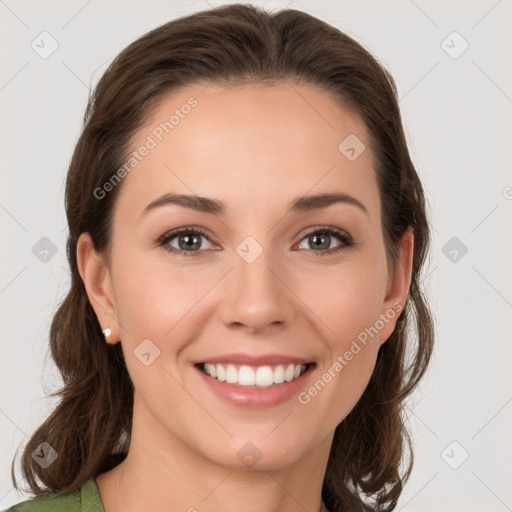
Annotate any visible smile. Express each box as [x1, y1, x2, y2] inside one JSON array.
[[198, 362, 310, 388], [193, 353, 317, 408]]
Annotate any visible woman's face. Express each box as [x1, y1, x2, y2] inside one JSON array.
[[80, 81, 412, 470]]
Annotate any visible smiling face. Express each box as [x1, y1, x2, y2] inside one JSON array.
[[78, 81, 413, 472]]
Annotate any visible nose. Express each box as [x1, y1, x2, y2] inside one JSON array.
[[218, 244, 296, 335]]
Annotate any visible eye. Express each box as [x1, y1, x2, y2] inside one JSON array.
[[158, 225, 354, 257], [295, 226, 354, 256], [158, 226, 217, 256]]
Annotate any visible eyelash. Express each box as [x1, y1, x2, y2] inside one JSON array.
[[158, 225, 354, 257]]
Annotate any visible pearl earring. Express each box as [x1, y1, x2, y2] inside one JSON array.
[[102, 328, 112, 340]]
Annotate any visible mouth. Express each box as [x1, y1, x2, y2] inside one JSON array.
[[195, 362, 316, 389]]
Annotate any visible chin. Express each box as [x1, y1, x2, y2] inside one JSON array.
[[199, 431, 315, 472]]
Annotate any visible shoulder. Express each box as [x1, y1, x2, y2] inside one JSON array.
[[3, 479, 103, 512], [3, 490, 80, 512]]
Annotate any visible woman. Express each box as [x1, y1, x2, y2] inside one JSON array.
[[7, 3, 434, 511]]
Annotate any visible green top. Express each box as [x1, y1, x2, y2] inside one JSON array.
[[3, 479, 104, 512]]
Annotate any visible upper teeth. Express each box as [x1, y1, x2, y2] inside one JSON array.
[[202, 363, 306, 387]]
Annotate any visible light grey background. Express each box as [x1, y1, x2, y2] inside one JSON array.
[[1, 1, 511, 510]]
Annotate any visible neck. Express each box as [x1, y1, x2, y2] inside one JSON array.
[[96, 394, 333, 512]]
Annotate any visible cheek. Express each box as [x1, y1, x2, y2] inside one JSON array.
[[111, 251, 215, 344], [297, 279, 381, 427], [296, 254, 387, 346], [110, 258, 208, 422], [293, 256, 386, 415]]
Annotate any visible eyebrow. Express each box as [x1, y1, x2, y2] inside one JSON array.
[[139, 192, 369, 219]]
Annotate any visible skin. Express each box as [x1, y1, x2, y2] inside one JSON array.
[[77, 81, 413, 512]]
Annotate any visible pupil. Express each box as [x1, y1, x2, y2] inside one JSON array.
[[311, 233, 329, 250], [180, 234, 200, 251]]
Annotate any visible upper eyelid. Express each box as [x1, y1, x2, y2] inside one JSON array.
[[159, 226, 216, 245]]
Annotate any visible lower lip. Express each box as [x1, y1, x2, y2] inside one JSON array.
[[195, 365, 315, 409]]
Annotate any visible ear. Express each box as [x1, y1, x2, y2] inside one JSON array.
[[378, 227, 414, 346], [76, 232, 120, 345]]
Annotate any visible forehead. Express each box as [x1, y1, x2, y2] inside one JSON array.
[[114, 81, 380, 223]]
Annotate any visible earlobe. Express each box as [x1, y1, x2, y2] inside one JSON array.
[[378, 227, 414, 346], [76, 232, 120, 345]]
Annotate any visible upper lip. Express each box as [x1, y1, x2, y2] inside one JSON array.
[[194, 353, 315, 366]]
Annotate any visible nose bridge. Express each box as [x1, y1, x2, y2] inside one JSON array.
[[235, 238, 276, 289], [220, 233, 293, 332]]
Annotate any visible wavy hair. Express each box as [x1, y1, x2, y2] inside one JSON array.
[[12, 4, 434, 511]]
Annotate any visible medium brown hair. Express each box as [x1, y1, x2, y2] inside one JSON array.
[[12, 4, 434, 511]]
